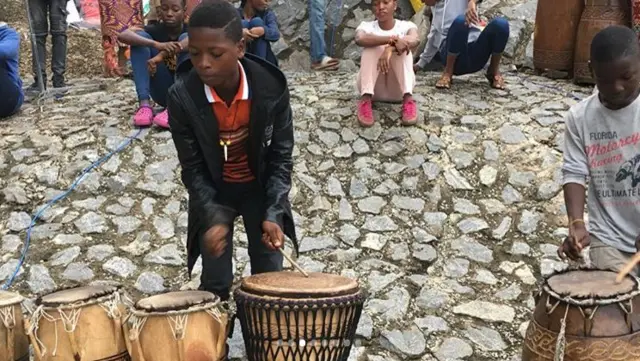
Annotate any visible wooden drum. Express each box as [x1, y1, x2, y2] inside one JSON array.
[[573, 0, 630, 84], [522, 269, 640, 360], [123, 291, 229, 361], [0, 291, 28, 361], [533, 0, 584, 71], [25, 285, 130, 361], [234, 271, 365, 361]]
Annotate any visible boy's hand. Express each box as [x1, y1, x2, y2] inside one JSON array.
[[147, 53, 165, 75], [203, 224, 229, 258], [262, 221, 284, 251], [465, 0, 479, 25], [154, 41, 181, 54], [250, 27, 265, 37], [557, 222, 590, 260], [242, 29, 255, 42]]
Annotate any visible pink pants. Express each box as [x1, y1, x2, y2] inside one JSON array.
[[356, 46, 415, 102]]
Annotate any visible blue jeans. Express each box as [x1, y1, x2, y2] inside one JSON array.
[[440, 15, 509, 75], [308, 0, 326, 63], [130, 31, 189, 107], [0, 64, 23, 118], [242, 17, 269, 60]]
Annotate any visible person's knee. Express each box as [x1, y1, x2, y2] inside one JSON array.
[[451, 15, 468, 30], [248, 17, 265, 28], [178, 33, 188, 41], [489, 17, 510, 37], [361, 47, 383, 63]]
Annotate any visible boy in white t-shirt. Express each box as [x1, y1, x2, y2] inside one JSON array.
[[354, 0, 419, 127]]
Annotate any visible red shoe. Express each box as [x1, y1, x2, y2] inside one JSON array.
[[153, 109, 169, 129], [357, 98, 374, 127], [133, 105, 153, 127], [401, 98, 418, 125]]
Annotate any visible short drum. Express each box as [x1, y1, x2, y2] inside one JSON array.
[[123, 290, 229, 361], [234, 271, 366, 361], [522, 268, 640, 360], [0, 291, 28, 361]]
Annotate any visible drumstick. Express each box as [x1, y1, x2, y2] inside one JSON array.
[[617, 252, 640, 283], [279, 248, 309, 277]]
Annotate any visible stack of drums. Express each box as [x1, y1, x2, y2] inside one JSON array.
[[234, 271, 365, 361], [533, 0, 584, 72], [0, 291, 28, 361], [573, 0, 631, 84]]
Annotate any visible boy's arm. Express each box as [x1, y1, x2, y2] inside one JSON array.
[[167, 87, 236, 231], [263, 87, 294, 229], [118, 28, 158, 48], [0, 28, 20, 60], [561, 111, 589, 221], [263, 11, 280, 42]]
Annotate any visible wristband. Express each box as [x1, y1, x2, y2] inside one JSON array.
[[569, 219, 585, 227]]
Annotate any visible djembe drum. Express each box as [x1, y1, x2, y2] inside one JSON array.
[[522, 268, 640, 360], [25, 285, 130, 361], [98, 0, 145, 76], [0, 291, 29, 361], [533, 0, 584, 72], [123, 291, 229, 361], [234, 271, 365, 361]]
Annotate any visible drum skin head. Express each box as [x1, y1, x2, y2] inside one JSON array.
[[0, 290, 23, 306], [39, 285, 118, 306], [135, 290, 218, 312], [240, 271, 359, 298], [547, 269, 636, 299]]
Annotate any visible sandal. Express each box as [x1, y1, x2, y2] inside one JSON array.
[[311, 56, 340, 71], [435, 75, 452, 89], [486, 72, 506, 90]]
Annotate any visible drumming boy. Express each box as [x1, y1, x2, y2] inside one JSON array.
[[558, 26, 640, 274], [168, 0, 297, 301]]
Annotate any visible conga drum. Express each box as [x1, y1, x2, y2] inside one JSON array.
[[123, 291, 229, 361], [533, 0, 584, 71], [25, 285, 130, 361], [234, 271, 365, 361], [98, 0, 145, 76], [522, 268, 640, 360], [573, 0, 631, 84], [0, 291, 28, 361]]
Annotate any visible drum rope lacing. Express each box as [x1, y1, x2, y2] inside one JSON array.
[[0, 304, 17, 329], [27, 290, 129, 357], [127, 302, 224, 341]]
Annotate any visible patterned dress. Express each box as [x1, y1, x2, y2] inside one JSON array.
[[633, 0, 640, 39], [98, 0, 144, 77]]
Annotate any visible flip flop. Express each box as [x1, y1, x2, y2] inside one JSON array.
[[486, 73, 506, 90], [311, 56, 340, 71], [435, 75, 452, 89]]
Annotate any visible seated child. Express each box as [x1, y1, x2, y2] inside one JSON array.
[[558, 25, 640, 275], [0, 22, 23, 119], [239, 0, 281, 67], [354, 0, 419, 127], [118, 0, 189, 128]]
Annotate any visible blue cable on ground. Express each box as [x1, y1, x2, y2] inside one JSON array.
[[1, 129, 144, 290]]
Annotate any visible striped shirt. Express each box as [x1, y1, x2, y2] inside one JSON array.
[[205, 62, 255, 183]]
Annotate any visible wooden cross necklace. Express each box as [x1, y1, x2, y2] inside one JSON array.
[[218, 101, 238, 162]]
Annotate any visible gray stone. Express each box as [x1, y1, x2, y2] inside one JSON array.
[[415, 315, 450, 335], [50, 246, 81, 266], [337, 224, 360, 246], [87, 245, 115, 262], [434, 338, 473, 361], [7, 212, 31, 231], [361, 233, 388, 251], [451, 236, 493, 263], [464, 326, 508, 351], [391, 195, 425, 211], [453, 198, 480, 215], [112, 216, 142, 235], [363, 216, 398, 232], [444, 168, 474, 190], [103, 257, 137, 278], [357, 196, 387, 214], [518, 210, 541, 234], [62, 263, 94, 282], [499, 125, 527, 144], [74, 212, 108, 234], [453, 301, 516, 323], [413, 244, 437, 263], [457, 217, 489, 234], [380, 327, 426, 356], [144, 244, 184, 266], [28, 265, 56, 294], [444, 258, 470, 278], [339, 198, 355, 221], [135, 272, 166, 294], [416, 288, 449, 310], [300, 236, 339, 252]]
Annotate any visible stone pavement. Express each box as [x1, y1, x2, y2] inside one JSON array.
[[0, 70, 593, 360]]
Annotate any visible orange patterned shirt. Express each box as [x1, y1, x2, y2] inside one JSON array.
[[205, 62, 255, 183]]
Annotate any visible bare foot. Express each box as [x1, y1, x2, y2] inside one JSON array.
[[435, 74, 452, 89], [486, 73, 506, 90]]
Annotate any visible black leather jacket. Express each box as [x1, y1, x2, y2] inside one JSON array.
[[167, 54, 297, 277]]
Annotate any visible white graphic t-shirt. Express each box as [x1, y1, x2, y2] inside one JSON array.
[[355, 19, 417, 37], [562, 93, 640, 253]]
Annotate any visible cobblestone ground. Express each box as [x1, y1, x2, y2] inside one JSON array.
[[0, 70, 593, 360]]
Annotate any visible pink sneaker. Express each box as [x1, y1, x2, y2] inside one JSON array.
[[357, 98, 374, 127], [401, 98, 418, 125], [153, 109, 169, 129], [133, 105, 153, 127]]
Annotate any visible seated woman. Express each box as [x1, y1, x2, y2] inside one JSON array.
[[0, 22, 23, 119], [239, 0, 280, 66], [355, 0, 419, 127], [117, 0, 189, 128]]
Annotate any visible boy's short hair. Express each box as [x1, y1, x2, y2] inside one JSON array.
[[590, 25, 640, 64], [188, 0, 243, 43]]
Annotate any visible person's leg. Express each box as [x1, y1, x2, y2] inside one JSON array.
[[129, 30, 158, 126], [356, 46, 386, 127], [0, 65, 22, 119], [308, 0, 338, 69], [199, 221, 236, 302], [28, 0, 49, 90], [436, 15, 471, 89], [49, 0, 68, 88], [387, 52, 418, 125], [589, 237, 637, 274], [479, 17, 509, 89], [247, 17, 268, 59]]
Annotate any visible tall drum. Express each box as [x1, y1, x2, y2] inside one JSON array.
[[533, 0, 584, 71], [573, 0, 630, 84], [234, 271, 365, 361], [0, 291, 28, 361], [522, 269, 640, 360]]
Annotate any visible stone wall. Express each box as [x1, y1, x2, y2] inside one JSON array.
[[266, 0, 537, 71]]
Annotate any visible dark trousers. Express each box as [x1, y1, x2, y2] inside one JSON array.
[[28, 0, 68, 87], [440, 15, 510, 76], [199, 182, 283, 301]]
